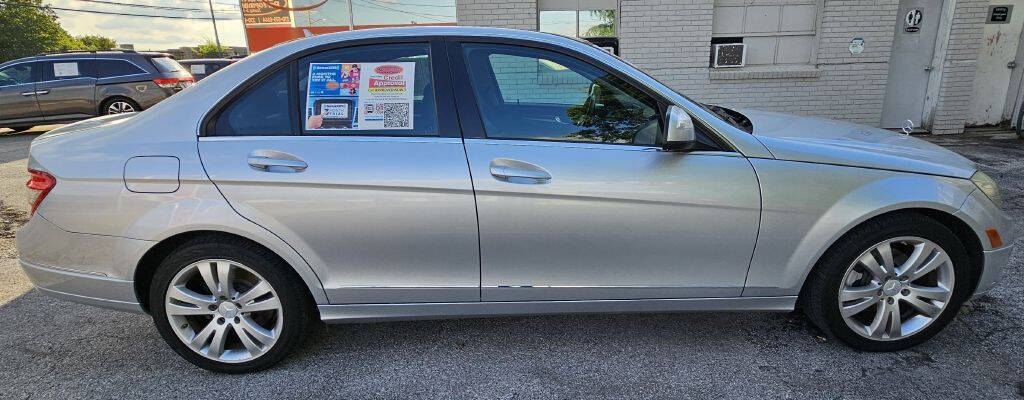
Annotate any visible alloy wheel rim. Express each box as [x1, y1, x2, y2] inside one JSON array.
[[107, 101, 135, 114], [165, 259, 283, 363], [838, 236, 955, 341]]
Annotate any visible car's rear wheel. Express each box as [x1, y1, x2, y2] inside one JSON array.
[[802, 213, 971, 351], [150, 237, 313, 373], [101, 97, 141, 115]]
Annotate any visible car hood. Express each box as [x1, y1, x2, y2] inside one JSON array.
[[739, 109, 977, 179]]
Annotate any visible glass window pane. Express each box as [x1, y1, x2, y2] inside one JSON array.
[[150, 57, 185, 73], [215, 67, 292, 136], [463, 43, 661, 145], [0, 63, 36, 85], [579, 10, 615, 38], [297, 43, 437, 136], [96, 60, 146, 78], [539, 10, 577, 37]]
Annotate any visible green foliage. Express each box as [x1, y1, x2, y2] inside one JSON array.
[[582, 10, 615, 38], [0, 0, 78, 62], [76, 35, 117, 51], [195, 39, 228, 58]]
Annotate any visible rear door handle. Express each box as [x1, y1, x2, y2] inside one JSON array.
[[35, 89, 49, 95], [489, 159, 551, 183], [247, 156, 307, 172]]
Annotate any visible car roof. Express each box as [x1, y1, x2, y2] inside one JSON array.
[[179, 59, 234, 63]]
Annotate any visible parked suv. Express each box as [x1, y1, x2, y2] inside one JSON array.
[[0, 50, 193, 132], [178, 58, 236, 81]]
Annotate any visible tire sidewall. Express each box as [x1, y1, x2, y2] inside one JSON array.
[[815, 216, 972, 351], [150, 240, 309, 373]]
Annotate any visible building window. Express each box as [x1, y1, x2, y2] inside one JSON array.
[[538, 0, 619, 54], [711, 0, 823, 66]]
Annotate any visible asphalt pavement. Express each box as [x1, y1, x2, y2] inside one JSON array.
[[0, 127, 1021, 399]]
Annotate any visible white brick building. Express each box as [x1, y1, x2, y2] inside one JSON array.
[[457, 0, 1001, 134]]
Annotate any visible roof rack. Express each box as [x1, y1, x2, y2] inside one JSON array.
[[36, 49, 137, 56]]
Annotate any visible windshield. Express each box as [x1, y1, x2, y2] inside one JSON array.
[[150, 57, 185, 73]]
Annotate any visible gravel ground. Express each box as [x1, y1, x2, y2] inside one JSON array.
[[0, 127, 1021, 399]]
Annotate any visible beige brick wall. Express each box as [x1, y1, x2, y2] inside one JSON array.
[[457, 0, 986, 133]]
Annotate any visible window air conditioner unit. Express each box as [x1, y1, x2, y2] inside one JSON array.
[[713, 43, 746, 68]]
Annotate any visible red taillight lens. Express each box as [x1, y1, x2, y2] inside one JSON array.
[[26, 169, 56, 216], [153, 77, 178, 88]]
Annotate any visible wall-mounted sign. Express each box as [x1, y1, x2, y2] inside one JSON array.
[[849, 37, 864, 54], [904, 9, 922, 33], [241, 0, 293, 26], [988, 5, 1013, 24]]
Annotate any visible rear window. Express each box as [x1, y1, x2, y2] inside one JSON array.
[[95, 59, 146, 78], [150, 57, 184, 73]]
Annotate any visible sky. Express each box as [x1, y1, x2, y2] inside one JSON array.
[[47, 0, 455, 51]]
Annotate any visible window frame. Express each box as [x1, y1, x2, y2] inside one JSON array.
[[201, 37, 459, 138], [710, 0, 825, 67], [448, 37, 670, 147]]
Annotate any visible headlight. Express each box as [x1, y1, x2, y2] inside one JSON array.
[[971, 171, 1003, 209]]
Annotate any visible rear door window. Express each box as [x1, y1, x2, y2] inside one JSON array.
[[41, 60, 94, 81], [95, 59, 147, 78], [213, 67, 293, 136], [297, 42, 437, 136], [150, 57, 184, 73]]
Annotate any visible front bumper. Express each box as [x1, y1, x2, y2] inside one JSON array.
[[20, 260, 143, 313], [973, 245, 1014, 298]]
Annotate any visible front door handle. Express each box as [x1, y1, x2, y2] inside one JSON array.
[[489, 159, 551, 183], [20, 91, 35, 97], [247, 156, 307, 172]]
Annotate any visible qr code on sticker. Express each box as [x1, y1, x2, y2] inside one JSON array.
[[377, 103, 410, 128]]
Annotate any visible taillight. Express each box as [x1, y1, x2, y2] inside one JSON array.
[[152, 76, 192, 88], [26, 169, 56, 216]]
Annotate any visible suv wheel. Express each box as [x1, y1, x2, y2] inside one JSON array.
[[101, 97, 141, 115], [802, 213, 971, 351], [150, 237, 313, 373]]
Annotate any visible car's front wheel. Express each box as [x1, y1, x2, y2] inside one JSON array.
[[802, 213, 972, 351], [150, 236, 313, 373]]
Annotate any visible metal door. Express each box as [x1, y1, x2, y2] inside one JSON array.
[[35, 59, 98, 120], [0, 62, 40, 125], [881, 0, 944, 129]]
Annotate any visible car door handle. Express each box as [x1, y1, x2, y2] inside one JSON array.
[[20, 91, 35, 97], [489, 159, 551, 183], [35, 89, 49, 95], [247, 156, 307, 172]]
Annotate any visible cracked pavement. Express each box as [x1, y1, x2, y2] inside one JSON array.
[[0, 127, 1021, 399]]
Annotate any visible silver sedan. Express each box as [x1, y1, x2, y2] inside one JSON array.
[[16, 27, 1016, 373]]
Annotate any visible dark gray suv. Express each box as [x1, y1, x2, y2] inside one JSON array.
[[0, 50, 193, 132]]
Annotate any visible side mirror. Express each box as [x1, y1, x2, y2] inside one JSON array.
[[662, 105, 696, 151]]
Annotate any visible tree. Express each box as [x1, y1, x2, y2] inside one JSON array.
[[582, 10, 615, 38], [76, 35, 117, 51], [0, 0, 79, 63], [195, 38, 229, 58]]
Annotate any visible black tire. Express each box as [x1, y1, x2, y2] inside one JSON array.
[[801, 212, 972, 351], [100, 96, 142, 115], [150, 236, 314, 373]]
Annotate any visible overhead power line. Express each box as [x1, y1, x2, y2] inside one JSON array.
[[0, 1, 242, 20], [355, 0, 454, 21], [75, 0, 239, 13]]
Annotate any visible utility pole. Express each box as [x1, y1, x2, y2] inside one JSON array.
[[208, 0, 223, 56], [347, 0, 355, 31]]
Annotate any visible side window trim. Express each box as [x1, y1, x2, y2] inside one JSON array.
[[450, 39, 667, 147]]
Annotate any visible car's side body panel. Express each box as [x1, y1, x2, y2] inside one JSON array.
[[198, 136, 481, 304], [743, 158, 979, 297]]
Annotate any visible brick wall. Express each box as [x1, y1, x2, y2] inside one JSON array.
[[457, 0, 986, 133]]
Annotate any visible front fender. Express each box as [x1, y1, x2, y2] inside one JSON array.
[[743, 159, 977, 297]]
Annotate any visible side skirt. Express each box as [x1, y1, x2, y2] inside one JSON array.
[[318, 296, 797, 323]]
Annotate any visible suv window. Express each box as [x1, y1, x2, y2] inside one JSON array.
[[297, 42, 437, 136], [462, 43, 661, 145], [150, 57, 184, 73], [41, 60, 94, 81], [95, 59, 146, 78], [214, 67, 292, 136], [0, 63, 37, 86]]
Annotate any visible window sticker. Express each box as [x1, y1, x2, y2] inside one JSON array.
[[190, 64, 207, 75], [53, 62, 80, 78], [305, 62, 415, 131]]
